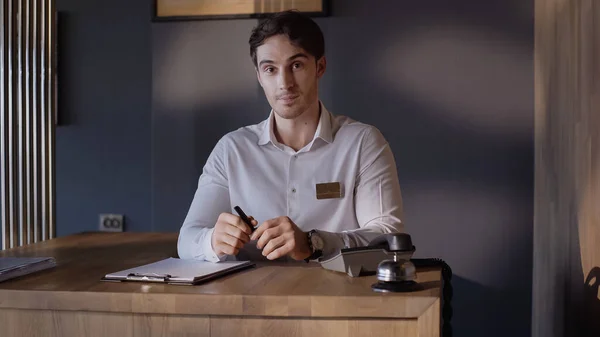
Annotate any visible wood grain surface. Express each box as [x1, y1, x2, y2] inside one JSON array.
[[0, 307, 442, 337], [156, 0, 324, 18], [0, 232, 441, 319]]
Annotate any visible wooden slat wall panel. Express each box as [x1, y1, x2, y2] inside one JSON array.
[[1, 0, 8, 249], [534, 0, 600, 336], [0, 0, 55, 249]]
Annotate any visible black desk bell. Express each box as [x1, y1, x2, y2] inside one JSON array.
[[371, 233, 424, 293]]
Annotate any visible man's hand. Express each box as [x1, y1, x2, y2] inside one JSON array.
[[211, 212, 258, 257], [250, 216, 311, 260]]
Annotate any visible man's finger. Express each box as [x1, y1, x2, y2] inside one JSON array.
[[215, 241, 239, 256], [257, 227, 281, 249], [221, 233, 245, 250], [262, 235, 286, 257], [248, 216, 259, 226], [234, 216, 253, 235], [251, 218, 277, 241], [224, 225, 250, 243], [266, 242, 293, 260], [219, 213, 252, 235]]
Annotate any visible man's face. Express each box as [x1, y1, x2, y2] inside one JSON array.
[[255, 34, 326, 120]]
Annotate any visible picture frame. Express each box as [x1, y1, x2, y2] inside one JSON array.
[[153, 0, 330, 21]]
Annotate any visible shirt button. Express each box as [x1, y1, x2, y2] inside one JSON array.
[[293, 155, 298, 159], [291, 188, 296, 193]]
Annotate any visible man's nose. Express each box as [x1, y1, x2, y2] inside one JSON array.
[[278, 69, 295, 90]]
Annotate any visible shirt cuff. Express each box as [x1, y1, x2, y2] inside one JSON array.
[[202, 227, 227, 263]]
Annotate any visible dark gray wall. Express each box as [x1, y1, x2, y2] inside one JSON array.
[[152, 1, 533, 337], [55, 0, 151, 235]]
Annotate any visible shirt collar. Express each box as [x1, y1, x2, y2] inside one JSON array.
[[257, 102, 333, 146]]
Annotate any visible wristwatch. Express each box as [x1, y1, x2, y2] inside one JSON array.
[[305, 229, 324, 262]]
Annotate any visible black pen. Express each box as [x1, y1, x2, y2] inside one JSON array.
[[234, 206, 255, 233]]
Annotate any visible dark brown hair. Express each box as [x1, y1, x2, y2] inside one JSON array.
[[249, 10, 325, 67]]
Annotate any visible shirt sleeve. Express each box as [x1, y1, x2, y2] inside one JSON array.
[[177, 138, 233, 262], [316, 126, 404, 260]]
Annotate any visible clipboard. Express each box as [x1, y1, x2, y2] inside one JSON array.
[[102, 258, 255, 285]]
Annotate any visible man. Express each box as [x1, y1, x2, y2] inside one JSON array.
[[177, 10, 403, 263]]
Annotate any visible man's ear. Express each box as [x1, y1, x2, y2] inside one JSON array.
[[316, 56, 327, 79]]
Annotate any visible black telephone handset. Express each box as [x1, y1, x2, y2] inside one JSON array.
[[339, 232, 415, 254], [368, 232, 416, 252]]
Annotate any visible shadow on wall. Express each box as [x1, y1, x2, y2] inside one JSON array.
[[569, 229, 600, 337], [151, 95, 267, 233], [151, 19, 268, 231], [583, 267, 600, 337], [451, 275, 531, 336], [325, 0, 533, 186], [322, 1, 533, 336]]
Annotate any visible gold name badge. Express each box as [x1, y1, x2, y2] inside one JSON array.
[[316, 182, 342, 200]]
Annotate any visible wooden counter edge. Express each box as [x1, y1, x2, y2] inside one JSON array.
[[0, 289, 440, 319]]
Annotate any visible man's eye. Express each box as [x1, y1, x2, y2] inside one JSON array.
[[264, 67, 275, 73], [292, 63, 302, 69]]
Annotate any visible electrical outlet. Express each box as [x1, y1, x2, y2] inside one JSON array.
[[99, 214, 124, 232]]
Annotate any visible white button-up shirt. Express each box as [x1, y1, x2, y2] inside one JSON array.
[[177, 103, 404, 262]]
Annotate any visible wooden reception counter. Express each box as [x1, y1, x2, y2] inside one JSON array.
[[0, 232, 442, 337]]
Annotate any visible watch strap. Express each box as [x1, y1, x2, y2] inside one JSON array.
[[304, 230, 323, 262]]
